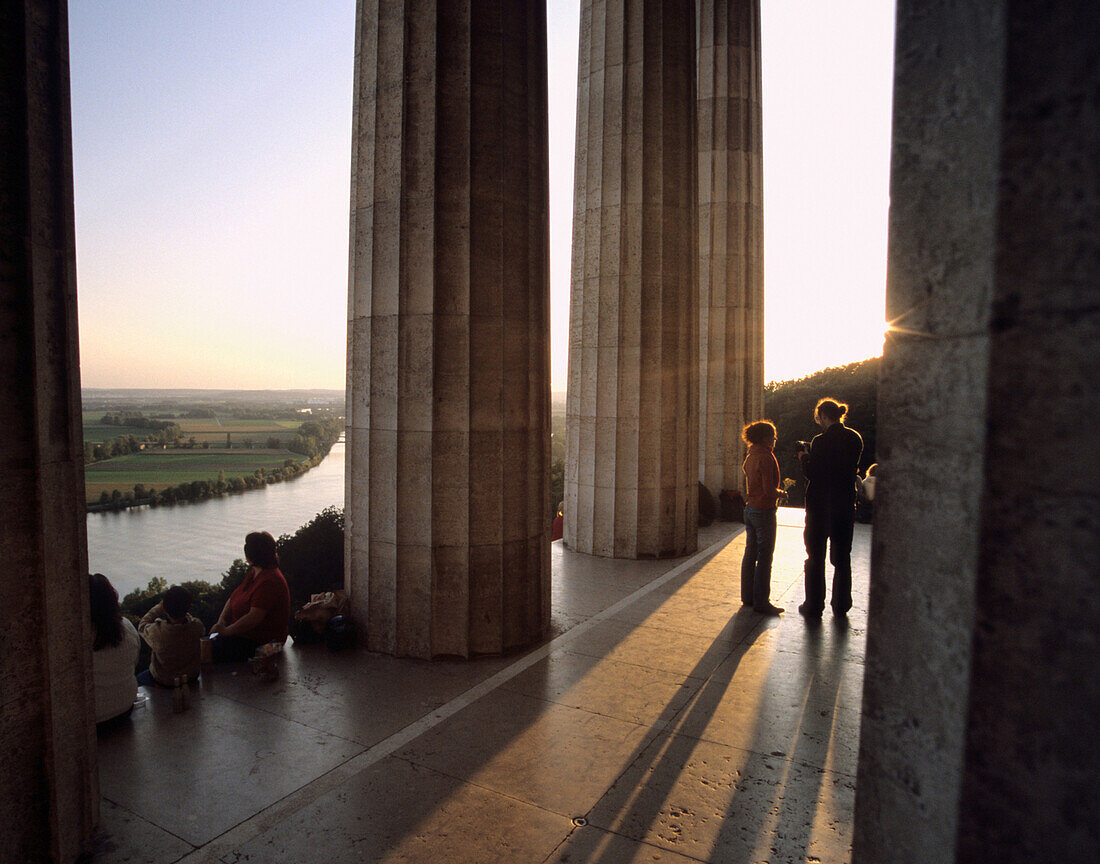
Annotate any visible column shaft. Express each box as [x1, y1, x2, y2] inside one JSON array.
[[565, 0, 699, 558], [346, 0, 551, 659], [852, 3, 1003, 857], [854, 1, 1100, 861], [955, 1, 1099, 859], [0, 2, 99, 860], [696, 0, 763, 496]]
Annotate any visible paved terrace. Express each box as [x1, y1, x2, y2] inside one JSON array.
[[93, 511, 869, 864]]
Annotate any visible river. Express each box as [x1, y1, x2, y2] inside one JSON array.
[[86, 442, 345, 599]]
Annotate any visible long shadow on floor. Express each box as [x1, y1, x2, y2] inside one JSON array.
[[552, 520, 863, 864], [554, 607, 762, 862], [708, 617, 857, 863]]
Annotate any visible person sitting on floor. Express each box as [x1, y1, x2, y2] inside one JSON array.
[[855, 462, 877, 524], [89, 572, 140, 731], [210, 531, 290, 662], [136, 584, 205, 687]]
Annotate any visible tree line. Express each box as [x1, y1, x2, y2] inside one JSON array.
[[287, 419, 342, 459], [99, 412, 182, 430], [85, 424, 184, 463]]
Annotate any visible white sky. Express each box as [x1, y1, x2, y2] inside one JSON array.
[[68, 1, 894, 391]]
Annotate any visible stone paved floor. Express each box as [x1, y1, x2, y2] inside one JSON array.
[[93, 510, 870, 864]]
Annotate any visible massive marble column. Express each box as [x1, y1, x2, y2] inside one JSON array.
[[345, 1, 551, 658], [696, 0, 763, 496], [565, 0, 698, 558], [0, 2, 99, 860], [854, 1, 1100, 861]]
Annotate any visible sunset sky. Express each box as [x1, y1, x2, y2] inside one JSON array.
[[68, 1, 894, 392]]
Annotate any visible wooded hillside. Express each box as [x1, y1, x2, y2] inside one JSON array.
[[764, 357, 879, 506]]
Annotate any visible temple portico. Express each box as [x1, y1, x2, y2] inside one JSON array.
[[1, 0, 1096, 861]]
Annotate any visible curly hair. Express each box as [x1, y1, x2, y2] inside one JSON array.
[[741, 420, 777, 446]]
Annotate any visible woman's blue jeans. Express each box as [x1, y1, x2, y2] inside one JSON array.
[[741, 505, 778, 607]]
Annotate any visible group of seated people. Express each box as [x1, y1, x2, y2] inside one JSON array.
[[89, 530, 290, 730]]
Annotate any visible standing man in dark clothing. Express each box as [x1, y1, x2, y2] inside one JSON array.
[[796, 398, 863, 618]]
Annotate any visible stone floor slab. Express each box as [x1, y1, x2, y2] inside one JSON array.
[[608, 591, 761, 644], [709, 633, 866, 710], [500, 648, 703, 727], [396, 689, 660, 816], [204, 646, 498, 747], [587, 733, 856, 864], [98, 691, 364, 846], [545, 824, 709, 863], [648, 546, 744, 599], [671, 677, 864, 778], [561, 618, 739, 681], [749, 616, 868, 666], [225, 755, 570, 864], [91, 800, 193, 864]]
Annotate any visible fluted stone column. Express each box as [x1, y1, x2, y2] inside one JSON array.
[[697, 0, 763, 496], [565, 0, 698, 558], [854, 1, 1100, 862], [0, 2, 99, 860], [345, 0, 551, 658]]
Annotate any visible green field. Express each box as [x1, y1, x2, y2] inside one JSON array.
[[81, 414, 303, 446], [84, 449, 308, 502], [82, 424, 151, 443], [173, 418, 301, 444], [175, 418, 301, 431], [81, 411, 151, 442]]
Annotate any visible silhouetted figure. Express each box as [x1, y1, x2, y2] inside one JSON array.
[[740, 420, 785, 615], [210, 531, 290, 661], [797, 398, 863, 618]]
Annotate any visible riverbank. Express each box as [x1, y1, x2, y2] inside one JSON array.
[[87, 442, 346, 597], [85, 448, 330, 512]]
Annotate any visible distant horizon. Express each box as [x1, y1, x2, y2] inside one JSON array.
[[81, 353, 882, 397], [82, 386, 345, 394]]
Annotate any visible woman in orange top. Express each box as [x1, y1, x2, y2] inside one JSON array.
[[211, 531, 290, 662], [740, 420, 786, 615]]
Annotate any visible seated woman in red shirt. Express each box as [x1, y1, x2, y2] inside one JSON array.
[[210, 531, 290, 662]]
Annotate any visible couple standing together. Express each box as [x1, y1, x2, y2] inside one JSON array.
[[740, 398, 863, 618]]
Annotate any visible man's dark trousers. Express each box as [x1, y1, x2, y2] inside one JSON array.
[[803, 503, 854, 615]]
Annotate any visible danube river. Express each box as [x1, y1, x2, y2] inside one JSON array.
[[86, 442, 345, 599]]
